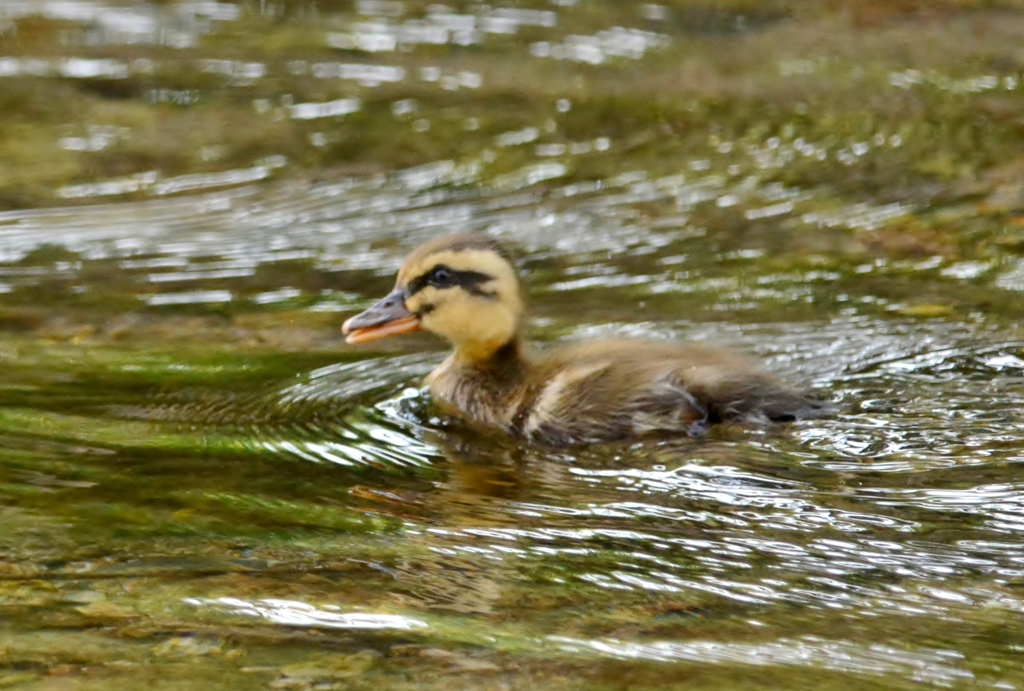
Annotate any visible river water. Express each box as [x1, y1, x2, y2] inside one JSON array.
[[3, 2, 1024, 690]]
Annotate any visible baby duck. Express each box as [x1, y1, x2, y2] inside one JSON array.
[[343, 234, 832, 445]]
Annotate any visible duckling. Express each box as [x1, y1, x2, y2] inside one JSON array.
[[342, 233, 832, 445]]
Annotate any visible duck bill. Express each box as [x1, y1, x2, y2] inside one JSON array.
[[342, 290, 421, 344]]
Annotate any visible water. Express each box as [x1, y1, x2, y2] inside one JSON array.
[[4, 175, 1024, 689], [3, 2, 1024, 690]]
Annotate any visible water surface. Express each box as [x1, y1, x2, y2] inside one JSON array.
[[3, 2, 1024, 690]]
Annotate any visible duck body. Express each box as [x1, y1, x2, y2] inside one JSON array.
[[426, 338, 829, 444], [342, 233, 832, 445]]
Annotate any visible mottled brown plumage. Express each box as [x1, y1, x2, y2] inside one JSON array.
[[343, 233, 833, 445]]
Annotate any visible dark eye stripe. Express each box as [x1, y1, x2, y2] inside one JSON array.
[[406, 267, 496, 299]]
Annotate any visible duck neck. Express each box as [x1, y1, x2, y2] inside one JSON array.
[[453, 332, 530, 380]]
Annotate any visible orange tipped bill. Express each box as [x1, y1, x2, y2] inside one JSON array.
[[342, 289, 421, 344], [343, 315, 420, 344]]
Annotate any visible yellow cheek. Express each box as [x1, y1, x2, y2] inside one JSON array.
[[403, 287, 439, 315], [419, 293, 481, 335], [420, 295, 465, 332]]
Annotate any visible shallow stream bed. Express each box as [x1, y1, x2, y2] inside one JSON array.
[[3, 2, 1024, 689]]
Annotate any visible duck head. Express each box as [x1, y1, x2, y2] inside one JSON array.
[[342, 234, 524, 362]]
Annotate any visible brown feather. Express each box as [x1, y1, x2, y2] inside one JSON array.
[[347, 234, 834, 445]]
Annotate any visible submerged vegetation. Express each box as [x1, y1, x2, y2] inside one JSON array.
[[1, 0, 1023, 219], [1, 0, 1023, 348], [3, 1, 1024, 690]]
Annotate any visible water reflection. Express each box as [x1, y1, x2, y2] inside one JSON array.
[[552, 635, 975, 685], [4, 208, 1024, 688], [530, 27, 670, 64], [0, 1, 237, 47], [4, 4, 1024, 687], [189, 597, 428, 630]]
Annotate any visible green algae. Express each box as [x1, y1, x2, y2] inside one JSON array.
[[1, 0, 1023, 227], [3, 2, 1024, 690]]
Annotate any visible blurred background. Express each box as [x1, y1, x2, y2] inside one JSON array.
[[3, 1, 1024, 690]]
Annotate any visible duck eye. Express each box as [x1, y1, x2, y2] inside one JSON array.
[[429, 266, 454, 288]]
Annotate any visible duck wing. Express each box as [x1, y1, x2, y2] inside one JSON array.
[[519, 340, 832, 443]]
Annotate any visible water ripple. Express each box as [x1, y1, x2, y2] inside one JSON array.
[[552, 635, 974, 684], [188, 597, 428, 630]]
